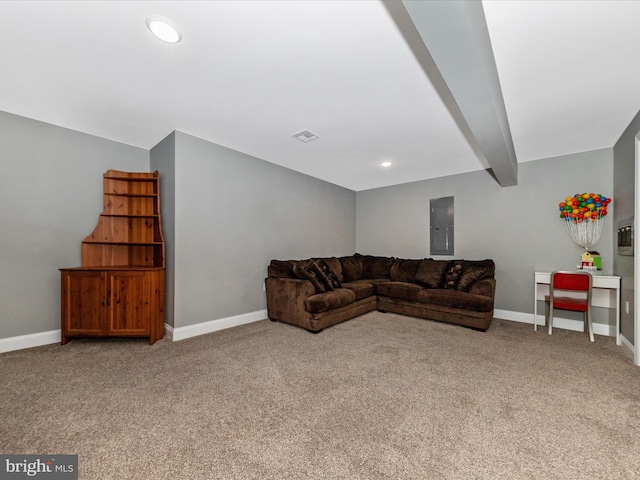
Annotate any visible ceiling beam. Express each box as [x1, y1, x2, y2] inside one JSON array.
[[383, 0, 518, 186]]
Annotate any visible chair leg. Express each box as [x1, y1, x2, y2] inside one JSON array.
[[547, 304, 554, 335], [586, 307, 594, 342]]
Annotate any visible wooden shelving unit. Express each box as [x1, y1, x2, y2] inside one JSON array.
[[81, 171, 165, 268], [61, 170, 165, 345]]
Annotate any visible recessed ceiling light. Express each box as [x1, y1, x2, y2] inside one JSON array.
[[146, 15, 182, 44], [380, 161, 394, 167]]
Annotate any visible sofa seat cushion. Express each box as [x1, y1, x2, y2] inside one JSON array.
[[353, 278, 388, 286], [341, 282, 375, 301], [376, 281, 424, 302], [418, 289, 494, 313], [351, 278, 391, 295], [305, 288, 356, 313]]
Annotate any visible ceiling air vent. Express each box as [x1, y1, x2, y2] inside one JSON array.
[[292, 130, 320, 143]]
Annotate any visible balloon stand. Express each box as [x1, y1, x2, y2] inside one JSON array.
[[558, 192, 611, 271], [565, 217, 604, 250]]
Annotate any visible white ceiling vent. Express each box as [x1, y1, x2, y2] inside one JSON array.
[[292, 130, 320, 143]]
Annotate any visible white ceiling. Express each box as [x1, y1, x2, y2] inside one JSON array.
[[1, 0, 639, 191]]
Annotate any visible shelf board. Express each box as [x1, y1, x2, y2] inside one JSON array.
[[104, 176, 158, 182], [82, 241, 164, 246], [105, 193, 158, 198], [62, 266, 165, 271], [100, 214, 159, 218]]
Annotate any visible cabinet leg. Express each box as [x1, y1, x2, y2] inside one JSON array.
[[149, 332, 164, 345]]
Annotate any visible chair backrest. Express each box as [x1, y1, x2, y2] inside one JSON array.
[[551, 271, 592, 293]]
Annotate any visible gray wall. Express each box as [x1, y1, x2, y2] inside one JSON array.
[[0, 111, 148, 339], [150, 132, 176, 328], [169, 131, 356, 328], [0, 114, 355, 339], [0, 108, 623, 341], [613, 110, 640, 343], [357, 148, 614, 316]]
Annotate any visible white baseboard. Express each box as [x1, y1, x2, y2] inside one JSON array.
[[0, 310, 268, 353], [493, 309, 533, 325], [493, 309, 616, 337], [0, 308, 620, 353], [167, 309, 268, 342], [620, 334, 635, 360], [0, 329, 61, 354]]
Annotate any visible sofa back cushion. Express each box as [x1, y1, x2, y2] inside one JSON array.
[[390, 259, 423, 283], [414, 259, 449, 288], [356, 254, 394, 279], [268, 259, 307, 278], [339, 256, 363, 282], [456, 260, 495, 292], [269, 257, 343, 287]]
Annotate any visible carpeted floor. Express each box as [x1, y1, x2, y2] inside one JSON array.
[[1, 312, 639, 479]]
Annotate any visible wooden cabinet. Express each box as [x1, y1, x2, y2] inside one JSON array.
[[61, 170, 165, 345], [61, 268, 165, 344]]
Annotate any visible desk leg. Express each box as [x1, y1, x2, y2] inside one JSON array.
[[533, 282, 538, 331], [616, 287, 621, 346]]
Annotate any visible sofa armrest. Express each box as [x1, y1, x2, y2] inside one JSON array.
[[469, 278, 496, 298], [266, 277, 316, 322]]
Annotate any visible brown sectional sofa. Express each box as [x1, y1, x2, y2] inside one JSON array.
[[265, 254, 496, 333]]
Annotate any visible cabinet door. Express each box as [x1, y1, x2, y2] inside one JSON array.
[[107, 270, 150, 336], [61, 270, 106, 341]]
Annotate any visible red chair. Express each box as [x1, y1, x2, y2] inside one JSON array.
[[545, 271, 594, 342]]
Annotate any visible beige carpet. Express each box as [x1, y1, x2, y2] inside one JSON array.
[[1, 313, 639, 479]]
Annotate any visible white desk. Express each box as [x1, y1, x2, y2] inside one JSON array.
[[534, 271, 621, 345]]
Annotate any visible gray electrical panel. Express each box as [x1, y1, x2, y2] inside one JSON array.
[[430, 196, 454, 256]]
